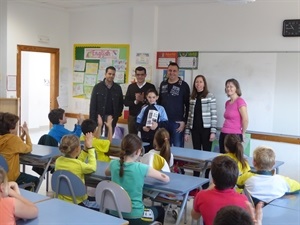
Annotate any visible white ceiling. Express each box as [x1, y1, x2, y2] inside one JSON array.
[[8, 0, 256, 11]]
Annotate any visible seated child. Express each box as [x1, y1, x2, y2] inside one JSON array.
[[0, 167, 38, 224], [55, 133, 98, 209], [213, 202, 264, 225], [140, 128, 174, 172], [105, 134, 170, 225], [80, 115, 113, 162], [48, 108, 84, 143], [0, 112, 39, 189], [191, 156, 248, 225], [237, 146, 300, 205], [136, 89, 168, 153], [223, 134, 250, 192]]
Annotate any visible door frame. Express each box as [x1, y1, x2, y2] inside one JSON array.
[[16, 45, 60, 120]]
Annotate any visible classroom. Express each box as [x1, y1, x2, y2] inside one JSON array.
[[0, 0, 300, 224]]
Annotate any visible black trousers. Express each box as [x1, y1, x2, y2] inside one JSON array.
[[191, 127, 212, 177]]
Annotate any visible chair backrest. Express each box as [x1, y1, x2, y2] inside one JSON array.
[[51, 170, 86, 204], [243, 187, 255, 206], [0, 155, 8, 172], [38, 134, 59, 147], [0, 154, 35, 190], [95, 180, 131, 219]]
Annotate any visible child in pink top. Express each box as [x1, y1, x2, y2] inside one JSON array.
[[0, 167, 38, 225], [219, 79, 248, 153]]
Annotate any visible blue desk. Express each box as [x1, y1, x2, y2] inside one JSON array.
[[86, 161, 209, 225], [16, 198, 128, 225], [110, 138, 149, 148], [246, 156, 284, 174], [269, 193, 300, 211], [171, 147, 219, 177], [20, 188, 50, 203], [172, 147, 284, 175], [20, 144, 61, 192], [262, 204, 300, 225]]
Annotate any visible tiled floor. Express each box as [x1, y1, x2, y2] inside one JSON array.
[[27, 128, 197, 225]]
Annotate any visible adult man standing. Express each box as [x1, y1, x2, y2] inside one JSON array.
[[89, 66, 123, 136], [124, 66, 156, 134], [158, 62, 190, 147]]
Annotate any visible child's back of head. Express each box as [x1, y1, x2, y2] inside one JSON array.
[[0, 112, 19, 135], [0, 167, 8, 195], [153, 128, 171, 165], [48, 108, 65, 125], [213, 205, 254, 225], [59, 134, 80, 157], [224, 134, 248, 170], [211, 155, 239, 190], [81, 119, 97, 135], [253, 146, 275, 171], [119, 134, 143, 177]]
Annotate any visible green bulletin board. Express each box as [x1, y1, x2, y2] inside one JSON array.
[[73, 44, 130, 99]]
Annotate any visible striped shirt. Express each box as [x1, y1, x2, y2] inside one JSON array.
[[185, 92, 217, 135]]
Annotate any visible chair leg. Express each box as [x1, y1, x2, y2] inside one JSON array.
[[46, 172, 49, 192], [184, 202, 187, 224]]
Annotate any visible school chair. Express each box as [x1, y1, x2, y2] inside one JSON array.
[[0, 155, 8, 171], [32, 134, 59, 191], [95, 180, 131, 219], [95, 180, 162, 225], [51, 170, 86, 204], [0, 155, 35, 191], [243, 187, 255, 206]]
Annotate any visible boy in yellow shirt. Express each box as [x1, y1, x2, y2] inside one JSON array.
[[80, 115, 113, 162]]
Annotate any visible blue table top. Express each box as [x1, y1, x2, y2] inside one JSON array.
[[20, 189, 50, 203], [110, 138, 149, 147], [172, 146, 284, 171], [269, 193, 300, 211], [16, 198, 128, 225], [86, 161, 209, 195], [262, 204, 300, 225], [20, 144, 61, 161], [171, 146, 220, 162]]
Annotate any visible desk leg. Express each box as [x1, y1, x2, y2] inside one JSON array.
[[35, 157, 52, 193], [175, 192, 189, 225], [200, 161, 209, 178]]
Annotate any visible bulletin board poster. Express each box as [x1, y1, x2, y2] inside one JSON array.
[[73, 44, 130, 99], [156, 51, 198, 69]]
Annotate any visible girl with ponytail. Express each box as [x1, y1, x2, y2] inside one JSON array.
[[224, 134, 250, 192], [105, 134, 169, 224], [140, 128, 174, 172]]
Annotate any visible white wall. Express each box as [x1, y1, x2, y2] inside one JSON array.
[[5, 1, 300, 180], [7, 2, 70, 97]]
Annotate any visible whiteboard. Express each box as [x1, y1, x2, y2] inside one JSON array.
[[194, 52, 300, 136]]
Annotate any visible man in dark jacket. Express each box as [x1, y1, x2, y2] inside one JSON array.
[[89, 66, 123, 136]]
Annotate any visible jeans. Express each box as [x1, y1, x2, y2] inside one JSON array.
[[168, 121, 184, 147]]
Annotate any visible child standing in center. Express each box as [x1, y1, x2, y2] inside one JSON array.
[[105, 134, 170, 225], [136, 89, 168, 153]]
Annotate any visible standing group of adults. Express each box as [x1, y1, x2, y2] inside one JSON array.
[[89, 62, 248, 155]]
